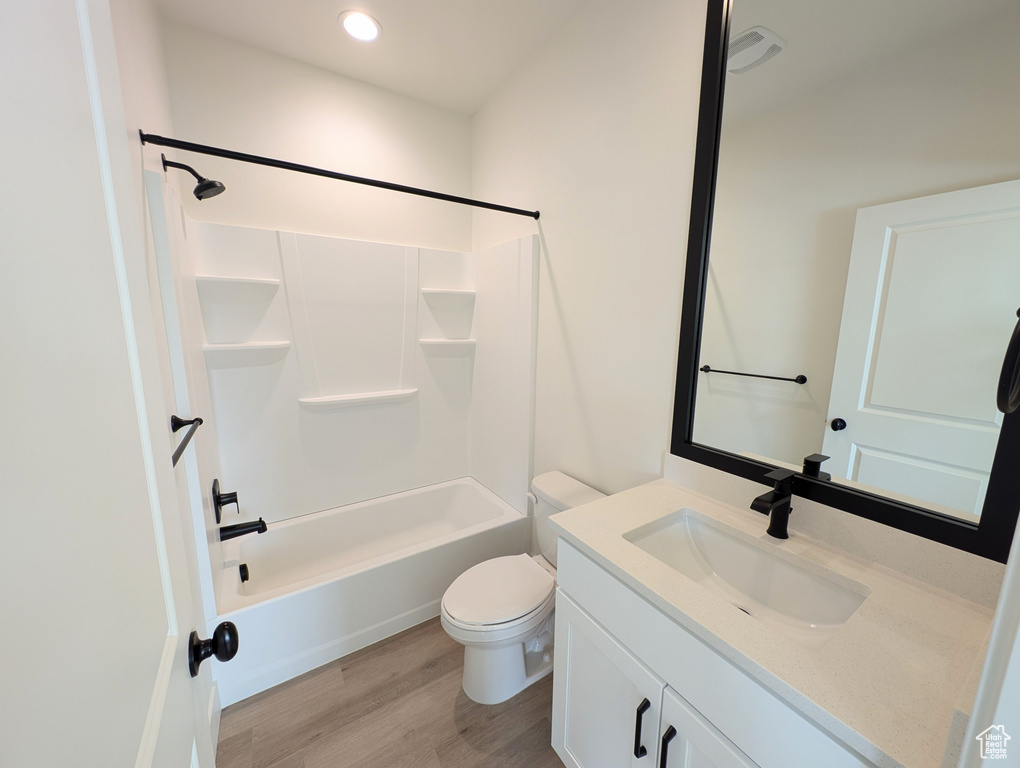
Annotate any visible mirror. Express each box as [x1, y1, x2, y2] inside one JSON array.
[[672, 0, 1020, 561]]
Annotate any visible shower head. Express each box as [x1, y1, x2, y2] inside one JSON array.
[[193, 177, 226, 200], [161, 154, 226, 201]]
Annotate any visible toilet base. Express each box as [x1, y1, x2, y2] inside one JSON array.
[[461, 641, 554, 705]]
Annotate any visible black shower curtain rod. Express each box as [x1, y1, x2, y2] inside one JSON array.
[[140, 131, 540, 220]]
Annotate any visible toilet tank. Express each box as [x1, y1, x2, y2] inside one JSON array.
[[531, 471, 605, 567]]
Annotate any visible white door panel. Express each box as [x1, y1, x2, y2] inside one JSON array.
[[0, 1, 209, 765], [852, 445, 989, 516], [823, 180, 1020, 521]]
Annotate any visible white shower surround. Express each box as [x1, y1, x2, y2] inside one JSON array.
[[213, 477, 529, 705], [145, 175, 540, 703]]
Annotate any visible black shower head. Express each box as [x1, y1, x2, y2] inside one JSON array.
[[161, 154, 226, 201], [193, 177, 226, 200]]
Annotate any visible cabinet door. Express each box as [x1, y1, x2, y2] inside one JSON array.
[[658, 687, 758, 768], [553, 590, 665, 768]]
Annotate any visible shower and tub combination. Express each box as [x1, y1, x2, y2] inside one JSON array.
[[146, 139, 552, 706]]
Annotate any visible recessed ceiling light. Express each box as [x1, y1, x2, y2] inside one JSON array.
[[339, 11, 381, 42]]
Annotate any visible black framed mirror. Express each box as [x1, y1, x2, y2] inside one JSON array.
[[671, 0, 1020, 563]]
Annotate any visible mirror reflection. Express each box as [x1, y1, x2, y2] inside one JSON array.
[[692, 0, 1020, 522]]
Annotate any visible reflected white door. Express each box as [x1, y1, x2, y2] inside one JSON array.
[[0, 1, 211, 766], [822, 180, 1020, 520]]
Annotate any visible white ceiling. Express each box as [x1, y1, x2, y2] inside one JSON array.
[[155, 0, 586, 115], [724, 0, 1020, 122]]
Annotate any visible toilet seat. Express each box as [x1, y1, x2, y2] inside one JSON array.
[[442, 591, 554, 646], [441, 554, 555, 628]]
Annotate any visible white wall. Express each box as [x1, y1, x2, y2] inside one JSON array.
[[471, 0, 708, 493], [109, 0, 176, 196], [470, 237, 540, 512], [161, 21, 473, 251], [109, 0, 224, 747], [694, 7, 1020, 465], [110, 0, 230, 643]]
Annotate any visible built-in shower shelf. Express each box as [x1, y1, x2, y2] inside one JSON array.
[[196, 275, 281, 287], [418, 338, 476, 355], [203, 341, 291, 366], [298, 388, 419, 410], [195, 275, 281, 301], [420, 289, 476, 297]]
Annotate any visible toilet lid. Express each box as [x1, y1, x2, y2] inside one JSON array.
[[443, 554, 555, 626]]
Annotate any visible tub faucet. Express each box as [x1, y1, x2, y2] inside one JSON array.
[[220, 518, 267, 541], [750, 469, 795, 539]]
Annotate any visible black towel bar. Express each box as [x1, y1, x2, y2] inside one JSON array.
[[171, 415, 204, 467], [700, 365, 807, 385]]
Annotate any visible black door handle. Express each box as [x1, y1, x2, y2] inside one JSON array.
[[633, 698, 651, 758], [659, 725, 677, 768], [189, 621, 239, 677], [830, 418, 847, 431]]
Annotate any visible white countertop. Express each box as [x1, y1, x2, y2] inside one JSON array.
[[548, 480, 994, 768]]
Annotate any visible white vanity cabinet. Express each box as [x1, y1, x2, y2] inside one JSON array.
[[552, 541, 877, 768], [552, 590, 664, 767], [553, 590, 756, 768]]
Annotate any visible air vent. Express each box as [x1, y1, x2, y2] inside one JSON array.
[[728, 26, 785, 74]]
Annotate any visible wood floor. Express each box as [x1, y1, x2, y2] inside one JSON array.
[[216, 618, 564, 768]]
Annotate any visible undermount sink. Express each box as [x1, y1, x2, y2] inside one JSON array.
[[624, 510, 869, 649]]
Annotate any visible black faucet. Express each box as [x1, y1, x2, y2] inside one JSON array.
[[750, 468, 795, 539], [220, 518, 267, 541], [802, 453, 831, 481]]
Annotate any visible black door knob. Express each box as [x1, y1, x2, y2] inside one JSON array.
[[189, 621, 239, 677], [830, 418, 847, 431]]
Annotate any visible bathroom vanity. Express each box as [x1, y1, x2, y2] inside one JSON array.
[[548, 482, 992, 768]]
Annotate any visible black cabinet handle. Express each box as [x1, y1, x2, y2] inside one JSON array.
[[633, 698, 651, 758], [189, 621, 239, 677], [830, 417, 847, 431], [659, 726, 677, 768]]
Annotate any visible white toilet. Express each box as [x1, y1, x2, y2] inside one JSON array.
[[440, 471, 604, 704]]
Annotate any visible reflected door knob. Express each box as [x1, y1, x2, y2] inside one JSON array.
[[830, 418, 847, 431], [189, 621, 239, 677]]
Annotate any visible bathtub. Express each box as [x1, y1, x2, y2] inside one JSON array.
[[211, 477, 529, 706]]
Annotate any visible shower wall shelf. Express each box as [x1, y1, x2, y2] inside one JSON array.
[[195, 276, 281, 302], [297, 388, 419, 410], [203, 341, 291, 366], [195, 275, 281, 287], [420, 289, 476, 297], [418, 338, 477, 355], [195, 275, 281, 299]]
